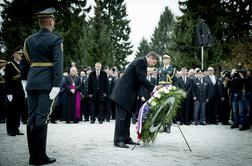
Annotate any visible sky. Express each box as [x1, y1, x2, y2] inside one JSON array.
[[126, 0, 182, 54]]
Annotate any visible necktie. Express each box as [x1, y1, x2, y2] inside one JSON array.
[[96, 72, 99, 80]]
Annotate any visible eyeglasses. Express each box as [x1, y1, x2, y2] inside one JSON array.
[[162, 57, 170, 60]]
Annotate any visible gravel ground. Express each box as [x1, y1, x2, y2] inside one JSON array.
[[0, 120, 252, 166]]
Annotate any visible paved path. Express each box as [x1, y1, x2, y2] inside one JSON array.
[[0, 121, 252, 166]]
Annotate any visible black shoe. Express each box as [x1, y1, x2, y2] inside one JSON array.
[[125, 140, 140, 145], [51, 121, 57, 124], [106, 119, 110, 122], [84, 119, 89, 122], [29, 156, 56, 165], [0, 119, 5, 123], [90, 120, 95, 124], [194, 122, 198, 126], [184, 122, 190, 125], [179, 122, 183, 125], [114, 142, 129, 148], [8, 132, 16, 136], [99, 121, 103, 124], [230, 124, 239, 129], [15, 131, 24, 135], [239, 125, 250, 131]]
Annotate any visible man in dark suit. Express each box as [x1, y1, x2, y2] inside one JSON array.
[[0, 59, 7, 123], [110, 52, 159, 148], [205, 67, 219, 124], [88, 62, 108, 124], [4, 47, 26, 136], [20, 8, 63, 165], [175, 67, 192, 125]]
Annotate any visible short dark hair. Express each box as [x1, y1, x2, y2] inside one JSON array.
[[146, 51, 159, 61]]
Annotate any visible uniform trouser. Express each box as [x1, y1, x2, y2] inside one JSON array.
[[6, 96, 22, 134], [194, 101, 206, 123], [27, 90, 53, 126], [114, 104, 131, 144], [26, 90, 54, 160]]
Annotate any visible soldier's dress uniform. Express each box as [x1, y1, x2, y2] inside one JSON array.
[[4, 51, 25, 136], [20, 7, 63, 165]]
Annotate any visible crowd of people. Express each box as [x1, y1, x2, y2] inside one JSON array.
[[1, 52, 252, 134]]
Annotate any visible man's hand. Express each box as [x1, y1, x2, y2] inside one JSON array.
[[154, 85, 163, 91], [141, 96, 146, 102], [71, 89, 75, 94], [7, 95, 13, 102], [49, 87, 60, 100]]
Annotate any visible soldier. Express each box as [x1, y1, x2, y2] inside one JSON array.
[[20, 7, 63, 165], [0, 59, 7, 123], [4, 47, 25, 136]]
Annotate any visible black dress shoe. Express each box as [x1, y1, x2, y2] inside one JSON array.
[[51, 121, 57, 124], [15, 131, 24, 135], [29, 156, 56, 165], [114, 142, 129, 148], [8, 132, 16, 136], [90, 120, 95, 124], [239, 125, 250, 131], [125, 140, 140, 145]]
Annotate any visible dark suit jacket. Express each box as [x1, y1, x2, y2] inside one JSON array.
[[204, 75, 219, 99], [88, 70, 108, 101], [175, 76, 192, 98], [110, 57, 155, 112]]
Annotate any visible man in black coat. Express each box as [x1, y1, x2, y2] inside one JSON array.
[[88, 62, 108, 124], [205, 67, 219, 124], [175, 67, 192, 125], [20, 8, 63, 165], [110, 52, 159, 148]]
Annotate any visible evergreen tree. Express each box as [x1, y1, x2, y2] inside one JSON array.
[[0, 0, 90, 67], [150, 6, 175, 55], [79, 5, 114, 68], [135, 37, 151, 59], [96, 0, 133, 68]]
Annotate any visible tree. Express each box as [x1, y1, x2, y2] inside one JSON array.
[[0, 0, 90, 67], [135, 37, 151, 59], [177, 0, 252, 69], [79, 5, 114, 68], [150, 6, 175, 55], [96, 0, 133, 68]]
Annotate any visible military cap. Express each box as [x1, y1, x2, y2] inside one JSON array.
[[35, 7, 56, 19], [196, 69, 204, 73], [11, 46, 23, 55], [162, 53, 171, 59]]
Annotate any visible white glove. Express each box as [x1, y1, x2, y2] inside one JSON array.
[[49, 87, 60, 100], [0, 69, 4, 75], [21, 80, 27, 98], [7, 95, 13, 102]]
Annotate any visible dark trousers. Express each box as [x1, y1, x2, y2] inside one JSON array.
[[219, 98, 230, 124], [27, 90, 53, 126], [91, 92, 104, 122], [206, 98, 218, 123], [105, 97, 112, 120], [114, 104, 131, 144], [179, 97, 190, 124], [81, 97, 90, 121]]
